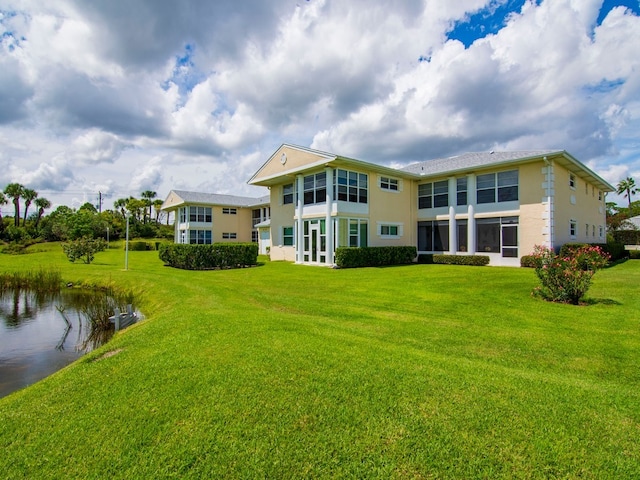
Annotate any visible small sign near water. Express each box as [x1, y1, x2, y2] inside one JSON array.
[[0, 289, 115, 399]]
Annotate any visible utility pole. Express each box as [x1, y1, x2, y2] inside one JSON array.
[[98, 191, 103, 213]]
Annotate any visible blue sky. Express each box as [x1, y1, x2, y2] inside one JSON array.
[[0, 0, 639, 211]]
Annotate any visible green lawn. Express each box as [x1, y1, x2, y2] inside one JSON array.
[[1, 244, 639, 478]]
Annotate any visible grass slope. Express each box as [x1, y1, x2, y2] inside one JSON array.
[[1, 243, 639, 478]]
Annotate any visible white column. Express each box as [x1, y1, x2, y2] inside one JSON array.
[[296, 174, 304, 263], [448, 177, 456, 254], [467, 174, 476, 254], [325, 167, 334, 264]]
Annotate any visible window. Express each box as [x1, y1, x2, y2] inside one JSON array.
[[569, 173, 576, 189], [283, 226, 294, 246], [418, 180, 448, 209], [334, 169, 368, 204], [380, 176, 399, 191], [476, 216, 518, 257], [337, 218, 368, 247], [222, 232, 237, 239], [457, 177, 467, 206], [477, 170, 518, 204], [417, 220, 449, 251], [179, 207, 186, 223], [598, 190, 603, 201], [380, 224, 400, 237], [586, 224, 589, 237], [570, 219, 577, 238], [303, 172, 327, 205], [585, 182, 588, 195], [283, 184, 294, 205], [252, 231, 258, 243], [599, 225, 604, 238], [592, 225, 595, 237], [457, 220, 468, 252], [222, 207, 237, 215], [189, 206, 212, 222], [189, 230, 212, 244]]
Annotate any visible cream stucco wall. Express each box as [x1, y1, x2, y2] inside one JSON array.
[[213, 207, 254, 243], [268, 187, 297, 261], [551, 162, 607, 248], [518, 161, 548, 256], [368, 174, 414, 247]]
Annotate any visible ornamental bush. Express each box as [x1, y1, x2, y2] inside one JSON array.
[[530, 245, 610, 305], [62, 237, 107, 264], [335, 246, 417, 268], [158, 243, 258, 270], [432, 254, 490, 266]]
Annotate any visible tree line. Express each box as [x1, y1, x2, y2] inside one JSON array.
[[0, 184, 172, 245]]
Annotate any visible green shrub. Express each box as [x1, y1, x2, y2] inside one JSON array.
[[629, 250, 640, 260], [62, 237, 108, 264], [432, 254, 490, 266], [560, 242, 626, 262], [530, 245, 609, 305], [158, 243, 258, 270], [612, 230, 640, 246], [126, 241, 154, 251], [335, 246, 416, 268], [520, 255, 537, 268]]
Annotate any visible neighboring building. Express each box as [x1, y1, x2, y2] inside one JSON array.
[[248, 144, 614, 266], [161, 190, 270, 246]]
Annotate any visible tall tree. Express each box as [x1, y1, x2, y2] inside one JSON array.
[[113, 198, 127, 218], [4, 183, 24, 227], [141, 190, 157, 224], [22, 188, 38, 226], [153, 198, 164, 223], [34, 197, 51, 230], [0, 192, 7, 224], [617, 177, 637, 208]]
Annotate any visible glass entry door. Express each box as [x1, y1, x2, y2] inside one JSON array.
[[303, 219, 327, 264]]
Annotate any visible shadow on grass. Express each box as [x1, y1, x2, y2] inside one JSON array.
[[583, 297, 622, 306]]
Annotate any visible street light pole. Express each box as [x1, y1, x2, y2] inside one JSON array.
[[125, 213, 130, 270]]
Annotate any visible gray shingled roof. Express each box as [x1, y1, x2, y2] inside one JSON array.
[[401, 150, 561, 176], [170, 190, 268, 207]]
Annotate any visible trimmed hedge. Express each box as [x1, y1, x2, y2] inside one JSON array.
[[559, 242, 627, 262], [335, 246, 417, 268], [126, 241, 155, 251], [520, 255, 537, 268], [612, 230, 640, 246], [158, 243, 258, 270], [629, 250, 640, 260], [432, 254, 490, 266]]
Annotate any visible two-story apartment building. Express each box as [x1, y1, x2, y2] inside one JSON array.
[[161, 190, 270, 246], [248, 144, 614, 266]]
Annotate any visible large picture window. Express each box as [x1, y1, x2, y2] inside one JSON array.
[[476, 170, 518, 204], [336, 218, 368, 247], [283, 226, 294, 246], [476, 216, 518, 257], [457, 178, 468, 206], [189, 230, 212, 244], [303, 173, 327, 205], [334, 169, 368, 204], [418, 181, 448, 209], [189, 206, 212, 222], [417, 220, 449, 251], [283, 184, 294, 205]]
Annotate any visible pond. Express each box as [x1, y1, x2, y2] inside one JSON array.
[[0, 288, 117, 399]]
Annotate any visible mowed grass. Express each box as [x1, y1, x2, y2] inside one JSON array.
[[1, 243, 639, 478]]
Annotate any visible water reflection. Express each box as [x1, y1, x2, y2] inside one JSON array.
[[0, 288, 116, 398]]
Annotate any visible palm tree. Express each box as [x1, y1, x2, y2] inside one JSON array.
[[34, 197, 51, 230], [153, 199, 164, 223], [4, 183, 24, 227], [113, 198, 127, 218], [22, 188, 38, 226], [616, 177, 637, 208], [141, 190, 157, 224]]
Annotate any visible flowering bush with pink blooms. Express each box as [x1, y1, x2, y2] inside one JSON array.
[[530, 245, 610, 305]]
